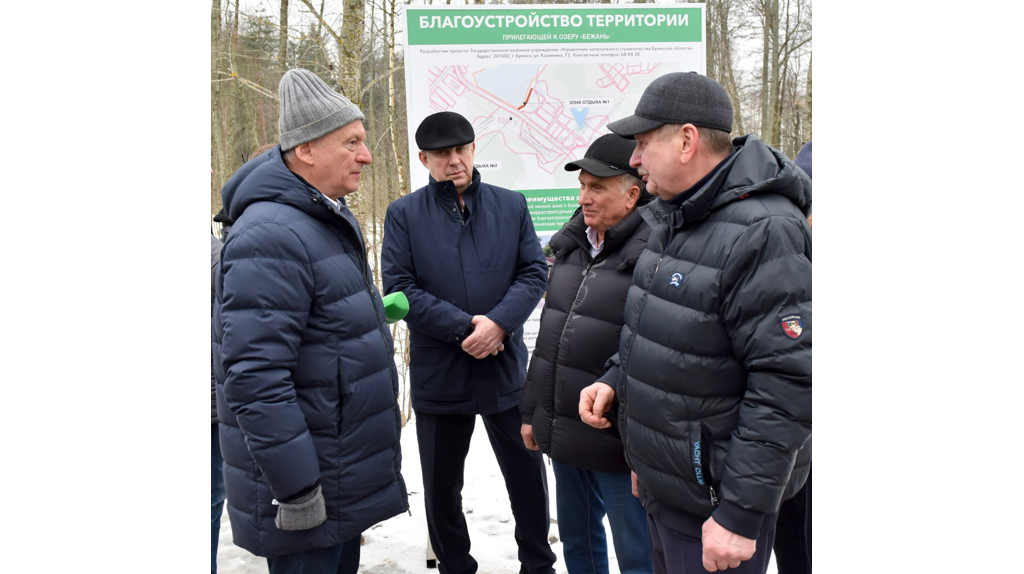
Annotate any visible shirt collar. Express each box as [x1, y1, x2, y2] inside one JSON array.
[[585, 226, 604, 257]]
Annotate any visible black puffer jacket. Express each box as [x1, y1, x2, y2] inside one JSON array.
[[604, 135, 812, 540], [521, 198, 651, 474]]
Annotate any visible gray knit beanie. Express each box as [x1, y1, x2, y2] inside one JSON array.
[[278, 69, 365, 152]]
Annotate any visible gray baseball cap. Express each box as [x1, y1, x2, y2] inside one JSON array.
[[607, 72, 733, 139]]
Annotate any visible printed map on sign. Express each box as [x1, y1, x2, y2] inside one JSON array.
[[405, 6, 705, 234], [421, 61, 678, 232], [427, 62, 664, 183]]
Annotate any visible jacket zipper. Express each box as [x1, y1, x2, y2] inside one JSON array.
[[445, 181, 465, 227], [700, 425, 720, 507], [619, 216, 675, 475], [547, 257, 595, 451], [324, 197, 410, 511]]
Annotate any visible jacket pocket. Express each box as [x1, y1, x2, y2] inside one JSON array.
[[409, 342, 472, 401], [688, 421, 720, 508], [337, 359, 349, 433]]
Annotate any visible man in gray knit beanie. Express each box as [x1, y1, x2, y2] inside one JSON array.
[[215, 68, 408, 574], [276, 68, 370, 200]]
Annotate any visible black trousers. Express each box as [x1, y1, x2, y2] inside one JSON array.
[[647, 507, 776, 574], [416, 407, 557, 574], [774, 469, 811, 574]]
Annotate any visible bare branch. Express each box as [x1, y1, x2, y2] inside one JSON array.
[[359, 65, 405, 99], [213, 70, 279, 100], [297, 0, 340, 43]]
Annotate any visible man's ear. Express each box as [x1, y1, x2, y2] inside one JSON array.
[[293, 142, 316, 166], [678, 124, 699, 165], [418, 151, 429, 168], [625, 185, 640, 210]]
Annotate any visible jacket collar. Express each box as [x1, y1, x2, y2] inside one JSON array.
[[552, 192, 653, 259], [640, 134, 812, 230], [221, 144, 345, 225], [427, 168, 482, 209]]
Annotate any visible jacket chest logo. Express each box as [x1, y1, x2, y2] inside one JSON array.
[[669, 272, 684, 288], [781, 315, 804, 339]]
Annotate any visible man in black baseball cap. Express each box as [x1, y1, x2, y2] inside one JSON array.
[[382, 111, 555, 574], [580, 72, 813, 574], [562, 133, 649, 251], [519, 132, 655, 574]]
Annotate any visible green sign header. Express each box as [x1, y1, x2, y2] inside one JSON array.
[[406, 7, 703, 46]]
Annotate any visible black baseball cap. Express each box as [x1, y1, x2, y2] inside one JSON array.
[[565, 134, 640, 178]]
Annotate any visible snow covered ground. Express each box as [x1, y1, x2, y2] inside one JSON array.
[[217, 416, 778, 574]]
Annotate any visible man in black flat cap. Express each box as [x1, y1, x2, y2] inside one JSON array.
[[381, 111, 555, 574], [579, 72, 812, 574]]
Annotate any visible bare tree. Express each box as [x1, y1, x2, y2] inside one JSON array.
[[339, 0, 367, 101], [707, 0, 746, 135], [803, 53, 811, 143], [279, 0, 289, 72]]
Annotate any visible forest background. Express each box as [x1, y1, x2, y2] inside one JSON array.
[[210, 0, 811, 419]]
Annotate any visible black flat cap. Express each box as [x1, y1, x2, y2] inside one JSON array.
[[415, 111, 476, 151], [565, 134, 640, 178], [608, 72, 733, 139]]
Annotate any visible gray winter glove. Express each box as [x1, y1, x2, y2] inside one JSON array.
[[274, 485, 327, 531]]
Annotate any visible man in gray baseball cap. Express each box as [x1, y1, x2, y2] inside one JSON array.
[[579, 72, 812, 574], [214, 68, 408, 573]]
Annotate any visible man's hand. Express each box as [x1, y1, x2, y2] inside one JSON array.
[[631, 471, 638, 498], [579, 382, 615, 429], [521, 424, 539, 450], [461, 315, 507, 359], [701, 516, 756, 571]]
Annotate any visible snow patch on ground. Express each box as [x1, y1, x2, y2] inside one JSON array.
[[217, 416, 777, 574]]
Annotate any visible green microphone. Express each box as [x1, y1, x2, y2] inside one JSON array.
[[382, 292, 409, 324]]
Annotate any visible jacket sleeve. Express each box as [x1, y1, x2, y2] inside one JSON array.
[[711, 215, 812, 540], [485, 193, 548, 337], [381, 202, 474, 344], [219, 221, 322, 502], [212, 232, 223, 425], [519, 370, 538, 424]]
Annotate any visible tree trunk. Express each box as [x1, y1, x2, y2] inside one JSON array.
[[338, 0, 366, 103], [804, 53, 812, 141], [706, 0, 721, 83], [710, 0, 744, 136], [722, 17, 744, 134], [759, 0, 771, 140], [278, 0, 289, 72], [387, 0, 406, 198], [211, 0, 227, 215], [771, 58, 786, 149], [768, 0, 787, 149]]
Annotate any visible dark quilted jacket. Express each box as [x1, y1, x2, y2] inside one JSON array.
[[213, 146, 408, 557], [605, 135, 812, 539], [520, 200, 651, 474], [381, 170, 548, 415]]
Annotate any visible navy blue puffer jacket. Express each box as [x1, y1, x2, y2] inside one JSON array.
[[213, 146, 408, 558]]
